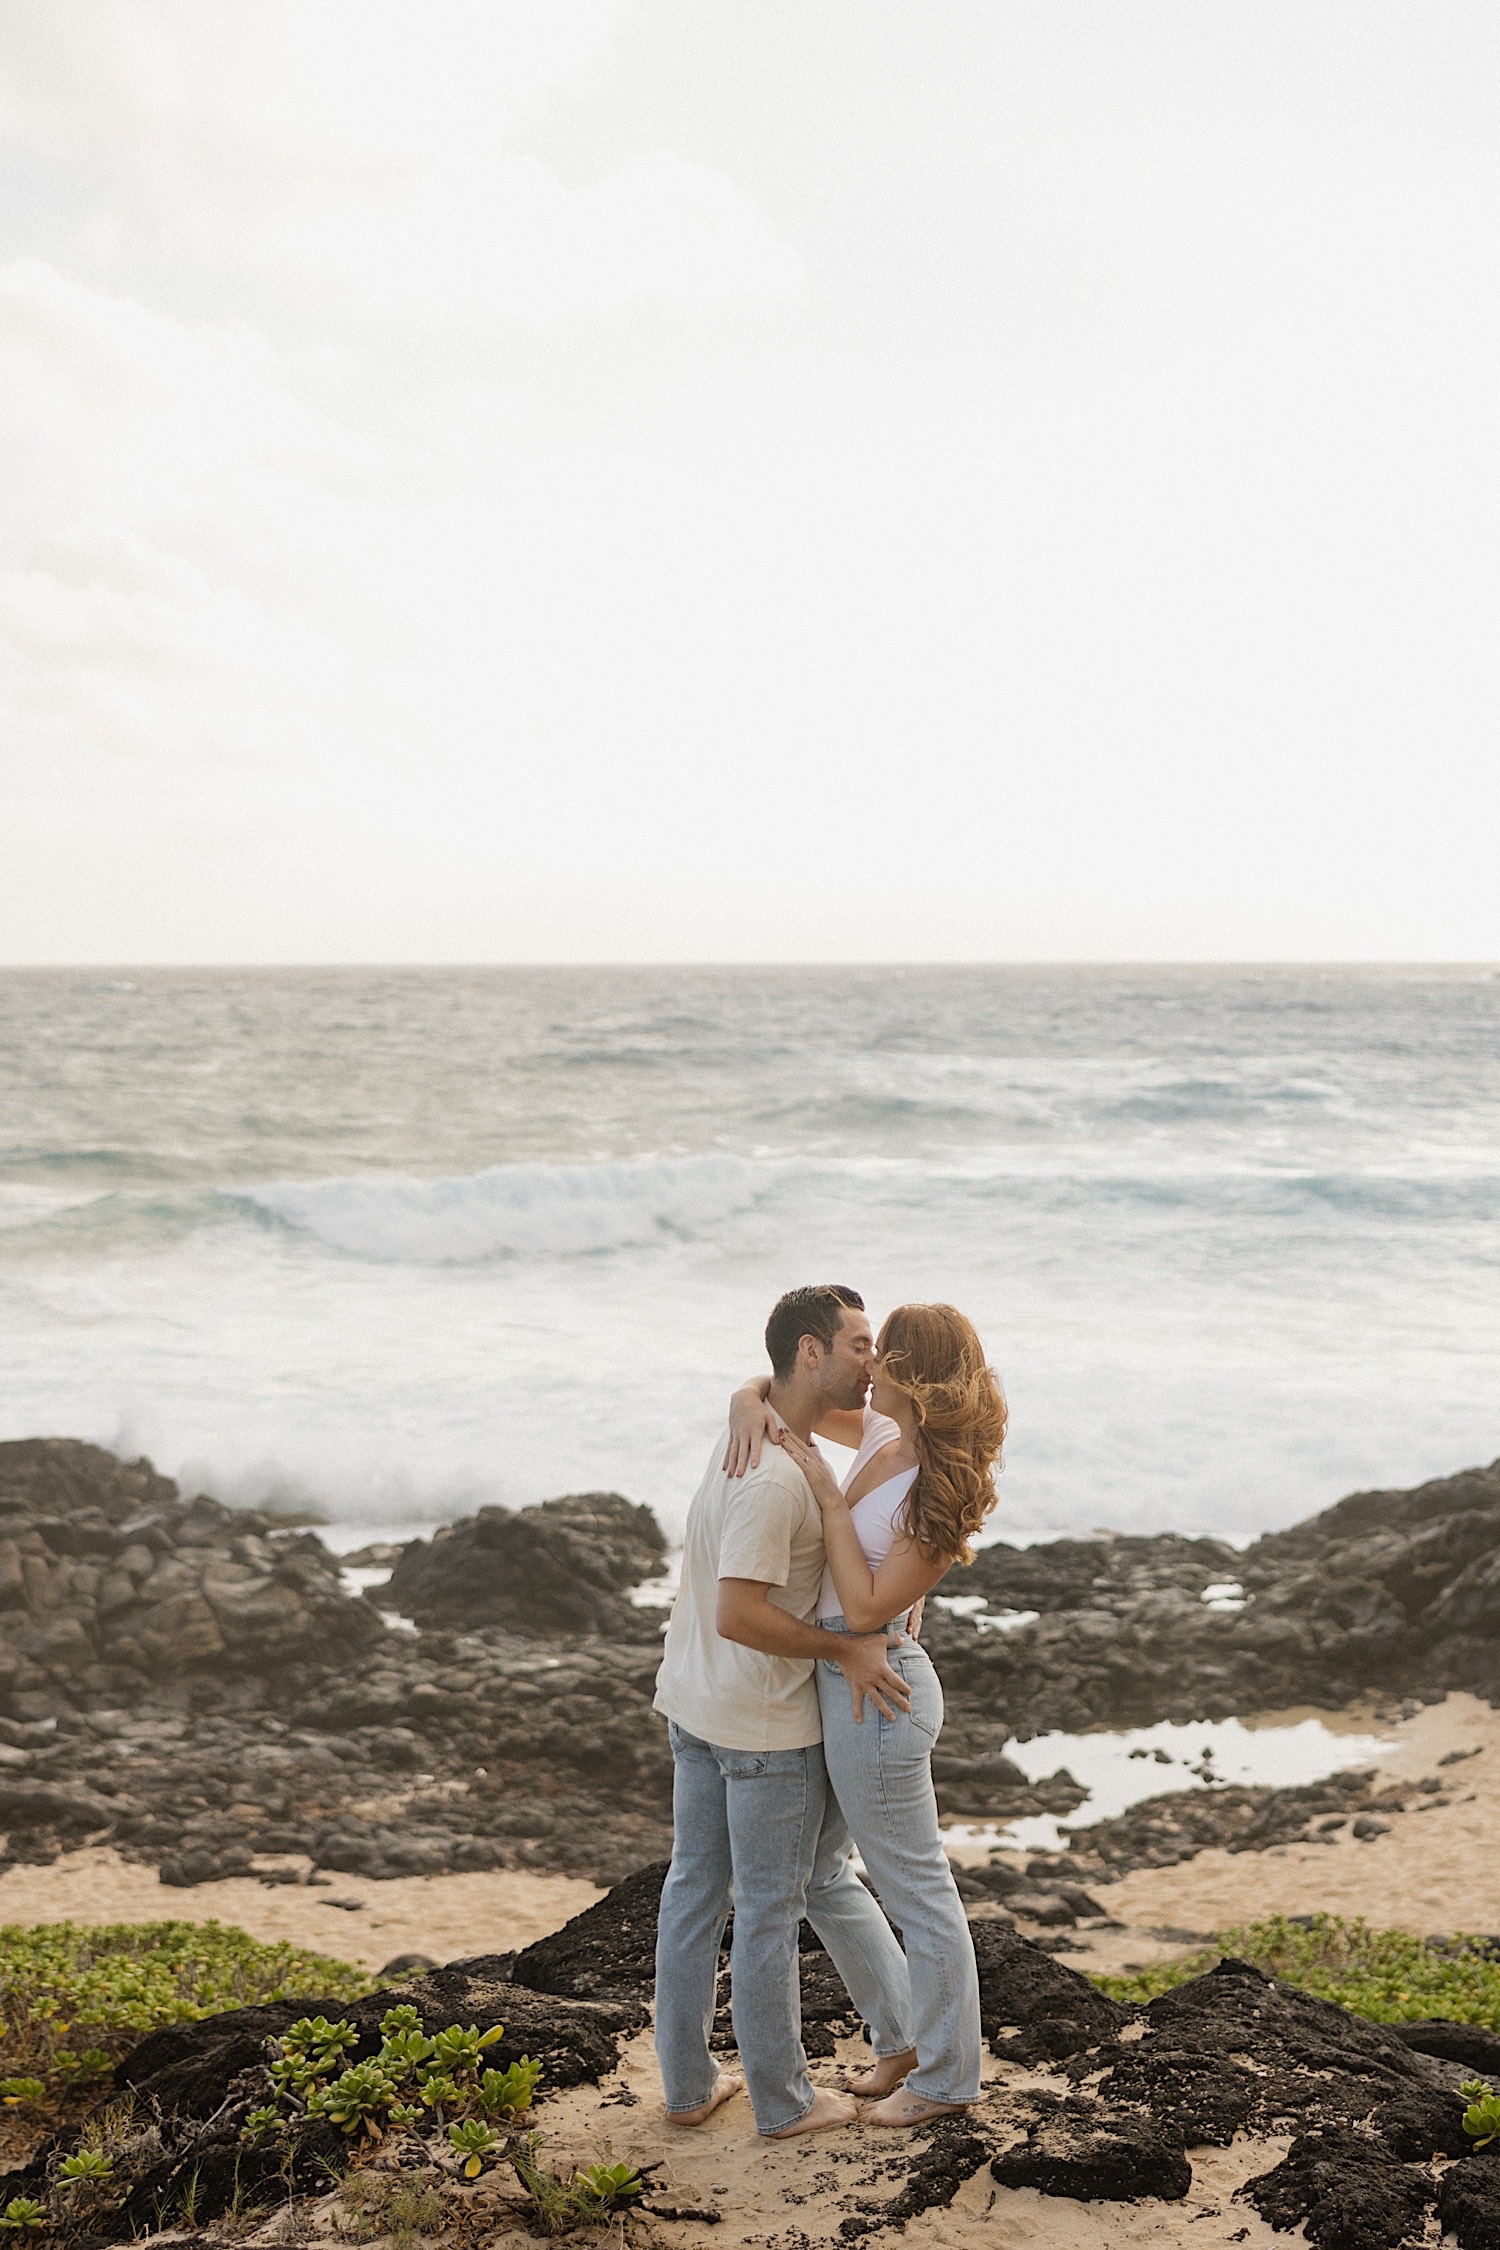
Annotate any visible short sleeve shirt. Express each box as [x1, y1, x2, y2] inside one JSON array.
[[653, 1432, 826, 1752]]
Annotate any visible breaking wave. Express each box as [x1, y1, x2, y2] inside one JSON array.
[[231, 1154, 765, 1265]]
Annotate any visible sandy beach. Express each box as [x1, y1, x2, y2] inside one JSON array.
[[8, 1692, 1497, 2247], [0, 1856, 604, 1973]]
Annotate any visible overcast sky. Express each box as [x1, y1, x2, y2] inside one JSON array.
[[2, 2, 1497, 964]]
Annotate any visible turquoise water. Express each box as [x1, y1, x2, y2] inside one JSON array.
[[1, 964, 1497, 1544]]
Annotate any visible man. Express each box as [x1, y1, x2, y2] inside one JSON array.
[[653, 1285, 916, 2139]]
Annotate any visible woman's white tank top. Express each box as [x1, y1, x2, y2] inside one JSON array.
[[816, 1407, 917, 1620]]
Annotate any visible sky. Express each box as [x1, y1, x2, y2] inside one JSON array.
[[1, 1, 1497, 965]]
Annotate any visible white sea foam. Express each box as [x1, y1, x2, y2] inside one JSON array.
[[4, 965, 1499, 1547], [234, 1154, 763, 1264]]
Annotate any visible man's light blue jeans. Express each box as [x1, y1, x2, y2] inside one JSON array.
[[817, 1618, 982, 2104], [654, 1721, 914, 2134]]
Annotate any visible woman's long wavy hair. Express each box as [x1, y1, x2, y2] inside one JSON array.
[[878, 1303, 1006, 1566]]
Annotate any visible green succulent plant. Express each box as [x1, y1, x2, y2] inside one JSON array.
[[240, 2105, 284, 2146], [1462, 2078, 1500, 2148], [0, 2081, 47, 2110], [573, 2161, 645, 2214], [430, 2024, 503, 2078], [416, 2070, 463, 2112], [305, 2062, 397, 2136], [57, 2153, 114, 2182], [477, 2059, 541, 2116], [0, 2201, 46, 2233], [378, 2029, 438, 2077], [446, 2119, 503, 2178]]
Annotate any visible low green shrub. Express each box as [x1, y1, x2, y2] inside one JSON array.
[[247, 2005, 540, 2150], [0, 1921, 374, 2104], [1093, 1914, 1500, 2028]]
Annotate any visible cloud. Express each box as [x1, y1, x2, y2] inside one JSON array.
[[0, 3, 802, 798], [0, 3, 802, 327], [0, 258, 394, 774]]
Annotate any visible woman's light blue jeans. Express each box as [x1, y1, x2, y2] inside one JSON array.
[[817, 1617, 982, 2104], [654, 1721, 914, 2134]]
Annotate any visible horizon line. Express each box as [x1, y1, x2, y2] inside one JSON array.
[[1, 958, 1497, 975]]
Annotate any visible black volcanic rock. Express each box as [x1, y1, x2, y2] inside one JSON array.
[[1240, 2124, 1436, 2249], [971, 1920, 1133, 2062], [0, 1438, 383, 1702], [382, 1491, 667, 1635], [991, 2096, 1192, 2203], [1439, 2146, 1500, 2250], [1, 1435, 1498, 1891], [508, 1858, 667, 2016], [1394, 2019, 1500, 2075], [1086, 1958, 1469, 2156]]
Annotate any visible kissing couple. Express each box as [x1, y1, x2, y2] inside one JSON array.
[[651, 1285, 1007, 2137]]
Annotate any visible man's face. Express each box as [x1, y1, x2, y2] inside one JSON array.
[[814, 1306, 875, 1411]]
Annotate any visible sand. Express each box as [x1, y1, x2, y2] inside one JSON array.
[[12, 1691, 1498, 2248], [0, 1852, 603, 1971]]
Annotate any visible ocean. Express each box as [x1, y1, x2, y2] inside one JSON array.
[[1, 965, 1496, 1553]]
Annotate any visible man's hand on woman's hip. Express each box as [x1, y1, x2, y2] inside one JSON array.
[[834, 1634, 913, 1724]]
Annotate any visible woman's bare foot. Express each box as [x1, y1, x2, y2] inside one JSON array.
[[862, 2089, 971, 2129], [762, 2088, 860, 2139], [844, 2047, 918, 2097], [667, 2073, 744, 2125]]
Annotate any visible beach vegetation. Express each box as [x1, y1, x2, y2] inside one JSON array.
[[446, 2117, 502, 2176], [1462, 2078, 1500, 2147], [56, 2152, 112, 2182], [306, 2062, 398, 2138], [337, 2167, 449, 2244], [1093, 1914, 1500, 2029], [0, 1921, 373, 2109], [508, 2135, 649, 2235], [248, 2005, 542, 2156]]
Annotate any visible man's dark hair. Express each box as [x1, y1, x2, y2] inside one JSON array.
[[764, 1284, 865, 1381]]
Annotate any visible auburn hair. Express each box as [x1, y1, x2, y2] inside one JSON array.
[[878, 1303, 1006, 1566]]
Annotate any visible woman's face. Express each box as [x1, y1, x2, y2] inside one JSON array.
[[869, 1335, 902, 1417]]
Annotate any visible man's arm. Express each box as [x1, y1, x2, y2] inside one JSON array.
[[723, 1381, 866, 1476], [715, 1578, 911, 1723]]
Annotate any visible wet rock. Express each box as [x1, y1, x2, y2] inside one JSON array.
[[991, 2095, 1191, 2202], [1056, 1766, 1391, 1879], [1240, 2123, 1435, 2249], [382, 1491, 667, 1636]]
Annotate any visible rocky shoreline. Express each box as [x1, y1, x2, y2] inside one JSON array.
[[0, 1437, 1497, 1896], [6, 1865, 1500, 2247]]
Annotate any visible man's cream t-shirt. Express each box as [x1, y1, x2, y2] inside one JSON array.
[[653, 1433, 826, 1753]]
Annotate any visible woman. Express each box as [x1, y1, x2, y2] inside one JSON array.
[[726, 1302, 1006, 2126]]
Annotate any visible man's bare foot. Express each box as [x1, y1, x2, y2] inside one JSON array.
[[863, 2089, 971, 2129], [667, 2073, 743, 2125], [845, 2047, 917, 2097], [763, 2088, 860, 2139]]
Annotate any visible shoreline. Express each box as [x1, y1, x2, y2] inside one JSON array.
[[8, 1694, 1496, 1980]]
